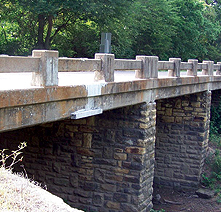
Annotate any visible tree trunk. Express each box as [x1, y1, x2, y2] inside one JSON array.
[[37, 14, 45, 49], [45, 15, 53, 50]]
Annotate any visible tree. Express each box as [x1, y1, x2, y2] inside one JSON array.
[[125, 0, 177, 60], [1, 0, 133, 51], [169, 0, 220, 61]]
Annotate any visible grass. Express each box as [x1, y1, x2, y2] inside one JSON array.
[[0, 143, 81, 212]]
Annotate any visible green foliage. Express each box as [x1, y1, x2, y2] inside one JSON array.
[[203, 98, 221, 190], [0, 0, 221, 59], [130, 0, 176, 60], [217, 193, 221, 203], [202, 149, 221, 190], [210, 98, 221, 135]]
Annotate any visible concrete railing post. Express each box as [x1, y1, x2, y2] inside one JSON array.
[[217, 62, 221, 75], [168, 58, 181, 77], [31, 50, 59, 87], [187, 59, 198, 76], [202, 60, 214, 76], [94, 53, 114, 82], [135, 56, 158, 79]]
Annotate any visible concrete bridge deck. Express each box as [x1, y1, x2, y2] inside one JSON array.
[[0, 71, 216, 90]]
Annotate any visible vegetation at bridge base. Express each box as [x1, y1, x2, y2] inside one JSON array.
[[0, 0, 221, 61], [201, 96, 221, 203]]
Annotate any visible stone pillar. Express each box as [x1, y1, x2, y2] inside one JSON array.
[[0, 102, 157, 212], [90, 102, 156, 212], [155, 91, 211, 188]]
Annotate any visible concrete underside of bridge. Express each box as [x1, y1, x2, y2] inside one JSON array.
[[0, 90, 213, 212]]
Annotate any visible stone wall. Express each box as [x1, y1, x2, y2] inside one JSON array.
[[0, 102, 156, 212], [155, 91, 211, 188]]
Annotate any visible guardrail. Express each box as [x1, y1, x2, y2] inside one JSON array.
[[0, 50, 221, 87]]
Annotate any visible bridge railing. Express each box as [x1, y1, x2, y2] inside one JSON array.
[[0, 50, 221, 87]]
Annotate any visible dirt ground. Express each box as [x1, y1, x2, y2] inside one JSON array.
[[152, 186, 221, 212]]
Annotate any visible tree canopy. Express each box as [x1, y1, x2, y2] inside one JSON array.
[[0, 0, 221, 61]]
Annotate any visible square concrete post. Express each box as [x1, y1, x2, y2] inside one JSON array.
[[32, 50, 59, 87], [187, 59, 198, 76], [216, 62, 221, 75], [135, 56, 158, 79], [94, 53, 114, 82], [168, 58, 181, 77], [202, 60, 214, 76]]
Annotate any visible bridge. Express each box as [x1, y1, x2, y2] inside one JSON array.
[[0, 50, 220, 211]]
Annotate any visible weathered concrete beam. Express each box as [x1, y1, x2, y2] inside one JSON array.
[[1, 76, 221, 132]]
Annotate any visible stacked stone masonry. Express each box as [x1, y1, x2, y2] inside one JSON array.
[[0, 102, 156, 212], [155, 91, 211, 188]]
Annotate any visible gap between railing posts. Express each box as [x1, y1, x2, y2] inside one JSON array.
[[135, 56, 159, 79], [31, 50, 59, 87]]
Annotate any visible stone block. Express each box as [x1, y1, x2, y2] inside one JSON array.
[[101, 184, 116, 192], [106, 201, 120, 210], [162, 116, 175, 123], [83, 182, 98, 191], [165, 108, 173, 116], [114, 152, 127, 160], [196, 188, 215, 199], [114, 168, 130, 174], [191, 102, 201, 108], [139, 123, 149, 129], [105, 174, 123, 182], [79, 197, 92, 204], [94, 158, 117, 166], [115, 148, 123, 153], [125, 147, 146, 154], [66, 125, 78, 132], [103, 147, 113, 159], [77, 147, 94, 156], [74, 189, 92, 198], [54, 178, 69, 187], [83, 133, 92, 148], [78, 175, 93, 181], [113, 193, 128, 203], [124, 175, 140, 184], [121, 203, 138, 212], [93, 193, 104, 206], [122, 161, 144, 171]]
